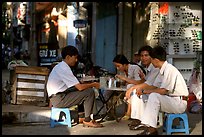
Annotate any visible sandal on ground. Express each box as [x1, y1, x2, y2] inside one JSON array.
[[128, 119, 141, 127], [121, 115, 130, 120], [129, 123, 146, 130], [83, 120, 104, 128]]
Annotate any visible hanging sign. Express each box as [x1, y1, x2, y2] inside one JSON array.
[[38, 43, 58, 66], [17, 2, 27, 25], [73, 19, 87, 28]]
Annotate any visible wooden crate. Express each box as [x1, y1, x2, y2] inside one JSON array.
[[12, 66, 50, 106]]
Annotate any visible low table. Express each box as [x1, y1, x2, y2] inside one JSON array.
[[96, 87, 127, 122]]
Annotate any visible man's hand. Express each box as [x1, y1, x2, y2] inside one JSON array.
[[115, 74, 126, 81], [125, 87, 134, 99], [135, 88, 143, 97], [138, 70, 145, 80]]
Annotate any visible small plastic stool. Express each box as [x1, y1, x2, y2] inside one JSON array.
[[50, 107, 72, 128], [163, 112, 189, 135]]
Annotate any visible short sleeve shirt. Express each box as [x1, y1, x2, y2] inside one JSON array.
[[46, 61, 79, 97], [128, 64, 143, 81], [156, 61, 189, 96], [144, 63, 160, 86]]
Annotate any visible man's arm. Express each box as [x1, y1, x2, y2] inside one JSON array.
[[136, 88, 168, 97], [75, 82, 100, 91], [116, 74, 145, 85], [125, 83, 154, 99]]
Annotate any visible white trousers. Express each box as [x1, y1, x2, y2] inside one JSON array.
[[131, 92, 187, 128]]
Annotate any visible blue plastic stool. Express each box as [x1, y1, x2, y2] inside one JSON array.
[[163, 112, 189, 135], [50, 107, 72, 128]]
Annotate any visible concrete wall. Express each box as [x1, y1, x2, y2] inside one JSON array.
[[118, 2, 150, 62]]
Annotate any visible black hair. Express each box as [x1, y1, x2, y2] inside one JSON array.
[[14, 51, 23, 60], [149, 46, 166, 61], [61, 45, 79, 59], [138, 45, 153, 55], [113, 54, 129, 65]]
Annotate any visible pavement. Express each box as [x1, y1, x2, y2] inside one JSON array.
[[1, 68, 202, 135]]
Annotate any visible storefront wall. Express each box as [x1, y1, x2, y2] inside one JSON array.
[[95, 3, 117, 73]]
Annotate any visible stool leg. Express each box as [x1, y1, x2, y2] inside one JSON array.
[[177, 113, 189, 135], [65, 109, 72, 127], [166, 115, 173, 135], [50, 108, 56, 128], [50, 120, 55, 128]]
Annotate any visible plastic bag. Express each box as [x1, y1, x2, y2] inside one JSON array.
[[187, 68, 201, 93], [192, 83, 202, 101], [187, 68, 202, 101], [187, 67, 202, 112], [189, 100, 202, 114]]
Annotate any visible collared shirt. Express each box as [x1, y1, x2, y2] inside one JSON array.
[[128, 64, 143, 81], [154, 61, 189, 96], [46, 61, 79, 97], [121, 64, 144, 89], [144, 63, 160, 86]]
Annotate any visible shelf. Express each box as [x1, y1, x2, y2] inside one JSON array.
[[164, 38, 201, 40], [164, 22, 202, 25], [167, 54, 196, 58]]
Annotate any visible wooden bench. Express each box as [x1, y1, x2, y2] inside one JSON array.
[[11, 66, 50, 106]]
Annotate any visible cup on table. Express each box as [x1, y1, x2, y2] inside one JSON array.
[[100, 76, 107, 89], [116, 80, 121, 88]]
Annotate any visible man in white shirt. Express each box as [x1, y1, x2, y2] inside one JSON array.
[[125, 45, 160, 127], [129, 46, 189, 135], [47, 45, 103, 128]]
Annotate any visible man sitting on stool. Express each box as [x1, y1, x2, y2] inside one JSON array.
[[47, 45, 103, 128], [126, 46, 188, 135]]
